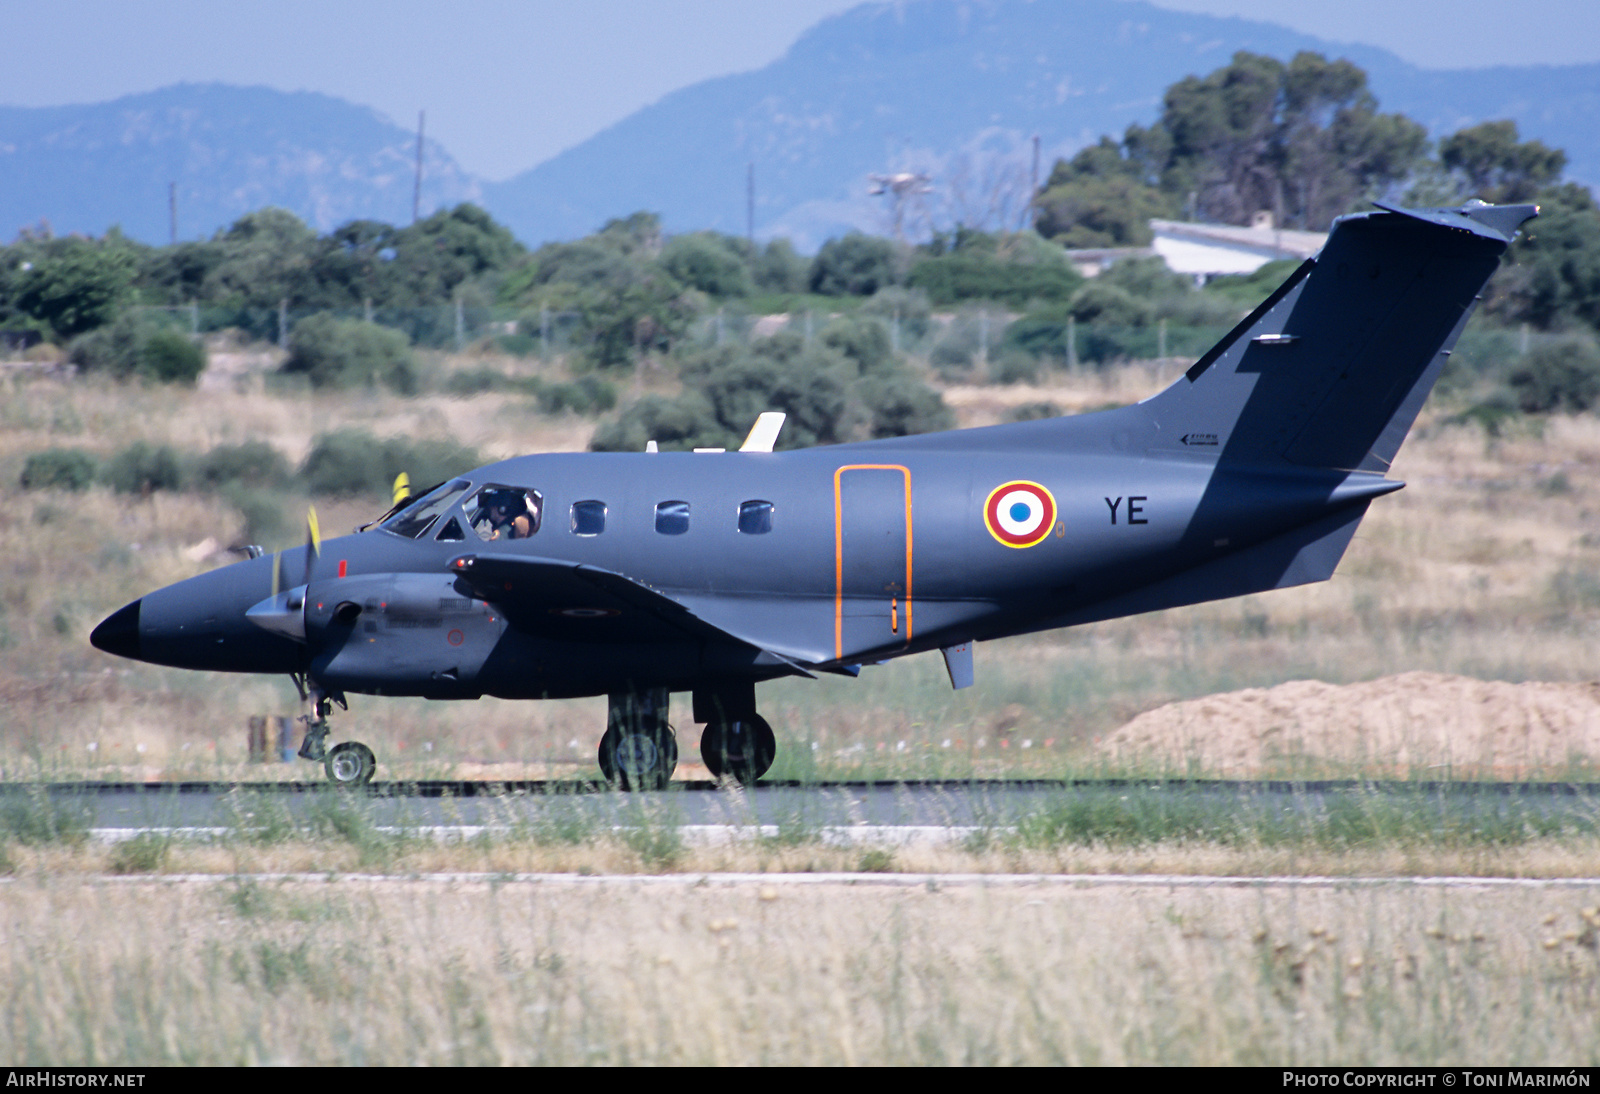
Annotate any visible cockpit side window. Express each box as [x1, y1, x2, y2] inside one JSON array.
[[465, 485, 542, 542], [383, 479, 471, 539]]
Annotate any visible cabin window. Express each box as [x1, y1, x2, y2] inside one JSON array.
[[571, 500, 607, 536], [383, 479, 471, 539], [435, 516, 465, 542], [655, 500, 690, 535], [738, 499, 774, 535], [465, 485, 542, 542]]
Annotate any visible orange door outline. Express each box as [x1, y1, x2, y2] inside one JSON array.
[[833, 464, 913, 660]]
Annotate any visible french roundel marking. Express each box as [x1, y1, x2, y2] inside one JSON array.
[[984, 481, 1057, 548]]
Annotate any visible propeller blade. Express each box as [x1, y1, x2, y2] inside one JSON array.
[[392, 472, 411, 507], [303, 506, 321, 587]]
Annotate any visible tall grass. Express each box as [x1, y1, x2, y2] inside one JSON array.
[[2, 875, 1597, 1064]]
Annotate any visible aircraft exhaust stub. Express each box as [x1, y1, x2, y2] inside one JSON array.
[[88, 200, 1540, 788]]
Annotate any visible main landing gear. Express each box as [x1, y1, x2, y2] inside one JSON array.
[[295, 684, 377, 786], [598, 687, 777, 791], [598, 689, 678, 791]]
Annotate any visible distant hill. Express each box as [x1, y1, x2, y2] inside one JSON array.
[[483, 0, 1600, 248], [4, 1, 1599, 249], [0, 83, 479, 242]]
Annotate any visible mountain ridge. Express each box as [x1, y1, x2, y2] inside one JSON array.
[[3, 0, 1597, 248]]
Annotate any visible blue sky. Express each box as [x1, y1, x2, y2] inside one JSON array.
[[2, 0, 1595, 181]]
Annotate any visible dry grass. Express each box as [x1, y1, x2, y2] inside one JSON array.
[[2, 873, 1598, 1064]]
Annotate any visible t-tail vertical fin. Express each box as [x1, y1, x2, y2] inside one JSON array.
[[1148, 200, 1538, 473]]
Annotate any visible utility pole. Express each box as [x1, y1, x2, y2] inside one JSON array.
[[168, 182, 178, 245], [1029, 134, 1040, 232], [413, 110, 425, 225]]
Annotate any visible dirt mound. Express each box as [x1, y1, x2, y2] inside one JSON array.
[[1098, 672, 1600, 777]]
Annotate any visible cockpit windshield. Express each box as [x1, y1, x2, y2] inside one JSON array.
[[381, 479, 471, 539]]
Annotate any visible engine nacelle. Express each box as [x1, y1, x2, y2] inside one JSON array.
[[303, 573, 508, 697]]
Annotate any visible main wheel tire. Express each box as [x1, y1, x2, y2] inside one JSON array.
[[700, 714, 776, 786], [325, 740, 376, 786], [598, 717, 678, 791]]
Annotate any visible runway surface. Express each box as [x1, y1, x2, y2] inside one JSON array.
[[9, 778, 1599, 830]]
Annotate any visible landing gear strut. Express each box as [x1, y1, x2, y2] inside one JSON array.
[[294, 681, 375, 786], [598, 688, 677, 791]]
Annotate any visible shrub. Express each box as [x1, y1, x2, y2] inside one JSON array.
[[139, 328, 206, 384], [223, 484, 290, 545], [193, 441, 291, 491], [20, 448, 99, 491], [103, 442, 183, 494], [282, 314, 418, 393], [809, 233, 898, 296], [859, 373, 954, 438], [990, 349, 1042, 385], [300, 432, 388, 496], [1508, 339, 1600, 413], [68, 312, 147, 378], [69, 312, 206, 384], [861, 286, 933, 343], [537, 375, 617, 415], [300, 431, 480, 497]]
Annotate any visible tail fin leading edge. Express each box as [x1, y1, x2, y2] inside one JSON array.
[[1150, 200, 1537, 473]]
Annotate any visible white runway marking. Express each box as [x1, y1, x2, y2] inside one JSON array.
[[87, 824, 994, 846], [25, 872, 1600, 889]]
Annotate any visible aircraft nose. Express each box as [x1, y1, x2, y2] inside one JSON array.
[[90, 599, 142, 660]]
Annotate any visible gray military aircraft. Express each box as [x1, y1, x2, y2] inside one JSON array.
[[91, 199, 1537, 787]]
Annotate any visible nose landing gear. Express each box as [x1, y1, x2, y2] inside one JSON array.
[[293, 681, 376, 786]]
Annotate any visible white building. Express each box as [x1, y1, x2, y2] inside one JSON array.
[[1149, 212, 1326, 282]]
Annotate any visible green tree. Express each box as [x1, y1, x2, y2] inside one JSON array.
[[660, 233, 752, 297], [282, 313, 418, 392], [1034, 137, 1175, 247], [809, 233, 898, 296], [201, 208, 320, 308], [14, 239, 137, 338], [385, 204, 524, 304], [1039, 51, 1426, 236], [1441, 121, 1566, 204], [1489, 183, 1600, 332]]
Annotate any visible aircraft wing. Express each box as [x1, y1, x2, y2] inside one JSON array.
[[445, 553, 814, 674]]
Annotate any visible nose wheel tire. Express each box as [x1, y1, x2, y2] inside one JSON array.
[[325, 741, 376, 786], [599, 718, 678, 791], [700, 714, 776, 785]]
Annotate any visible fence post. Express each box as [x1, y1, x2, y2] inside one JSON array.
[[364, 297, 373, 324], [189, 302, 199, 335], [277, 300, 288, 349], [1158, 317, 1167, 360], [454, 295, 465, 351], [1067, 315, 1078, 369], [891, 308, 901, 354], [541, 307, 550, 359], [978, 308, 989, 377]]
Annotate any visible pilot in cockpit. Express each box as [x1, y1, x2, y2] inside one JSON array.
[[472, 488, 538, 541]]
